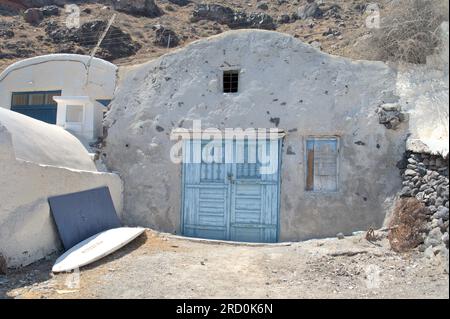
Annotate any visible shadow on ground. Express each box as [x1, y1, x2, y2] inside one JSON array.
[[0, 232, 148, 299]]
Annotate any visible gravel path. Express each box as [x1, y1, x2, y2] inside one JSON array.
[[1, 230, 448, 299]]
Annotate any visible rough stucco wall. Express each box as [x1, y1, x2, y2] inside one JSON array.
[[0, 54, 117, 109], [0, 113, 123, 268], [0, 107, 96, 171], [397, 22, 449, 158], [104, 30, 407, 241]]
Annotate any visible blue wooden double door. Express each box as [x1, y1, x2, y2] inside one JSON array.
[[182, 139, 282, 243]]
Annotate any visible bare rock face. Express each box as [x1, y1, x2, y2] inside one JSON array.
[[192, 4, 276, 30], [24, 8, 44, 25], [322, 4, 341, 19], [168, 0, 190, 6], [242, 12, 276, 30], [79, 20, 142, 59], [22, 4, 59, 25], [297, 2, 323, 19], [0, 29, 14, 39], [40, 5, 60, 16], [20, 0, 66, 7], [192, 3, 236, 25], [153, 25, 179, 48], [257, 2, 269, 10], [277, 14, 291, 24], [111, 0, 162, 18], [45, 20, 141, 60]]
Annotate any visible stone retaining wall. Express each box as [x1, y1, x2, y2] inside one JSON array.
[[398, 152, 449, 256]]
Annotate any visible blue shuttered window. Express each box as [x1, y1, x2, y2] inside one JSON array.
[[11, 90, 61, 124]]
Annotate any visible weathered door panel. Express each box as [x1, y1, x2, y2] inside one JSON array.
[[183, 140, 229, 239], [229, 140, 279, 242], [11, 105, 57, 124], [182, 139, 281, 243]]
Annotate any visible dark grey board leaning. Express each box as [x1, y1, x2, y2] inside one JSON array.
[[48, 186, 121, 250]]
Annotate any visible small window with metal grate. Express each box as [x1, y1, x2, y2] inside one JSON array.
[[223, 70, 239, 93]]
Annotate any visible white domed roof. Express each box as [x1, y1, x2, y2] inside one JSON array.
[[0, 107, 97, 171]]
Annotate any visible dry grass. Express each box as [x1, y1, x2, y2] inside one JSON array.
[[369, 0, 449, 64], [388, 198, 428, 253]]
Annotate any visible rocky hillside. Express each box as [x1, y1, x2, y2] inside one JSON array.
[[0, 0, 391, 72]]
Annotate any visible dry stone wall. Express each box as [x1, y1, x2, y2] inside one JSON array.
[[398, 152, 449, 256]]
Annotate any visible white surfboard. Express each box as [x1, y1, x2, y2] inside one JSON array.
[[52, 227, 146, 273]]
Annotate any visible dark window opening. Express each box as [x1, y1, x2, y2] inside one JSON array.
[[11, 90, 61, 107], [223, 70, 239, 93], [10, 90, 61, 124]]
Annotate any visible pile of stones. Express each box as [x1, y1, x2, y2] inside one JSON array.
[[398, 152, 449, 258]]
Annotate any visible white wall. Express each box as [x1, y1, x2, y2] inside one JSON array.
[[0, 109, 123, 268], [0, 54, 116, 107], [0, 54, 117, 142], [0, 107, 96, 171], [103, 30, 407, 241], [54, 96, 103, 143], [396, 22, 449, 157]]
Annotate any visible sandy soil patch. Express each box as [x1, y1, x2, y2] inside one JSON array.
[[1, 230, 448, 299]]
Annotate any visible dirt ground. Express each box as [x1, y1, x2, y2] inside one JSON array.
[[0, 230, 448, 299]]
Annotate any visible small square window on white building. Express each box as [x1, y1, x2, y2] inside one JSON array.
[[305, 137, 339, 192], [66, 105, 84, 123]]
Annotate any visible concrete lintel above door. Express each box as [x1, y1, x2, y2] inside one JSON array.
[[171, 128, 286, 140]]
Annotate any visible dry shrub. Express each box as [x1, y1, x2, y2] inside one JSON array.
[[370, 0, 448, 64], [388, 197, 428, 252]]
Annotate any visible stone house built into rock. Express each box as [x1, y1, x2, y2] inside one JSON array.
[[103, 30, 409, 243], [0, 54, 117, 143]]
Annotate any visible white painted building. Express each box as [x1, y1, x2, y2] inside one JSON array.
[[0, 54, 117, 143], [0, 108, 123, 267], [103, 30, 409, 242]]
